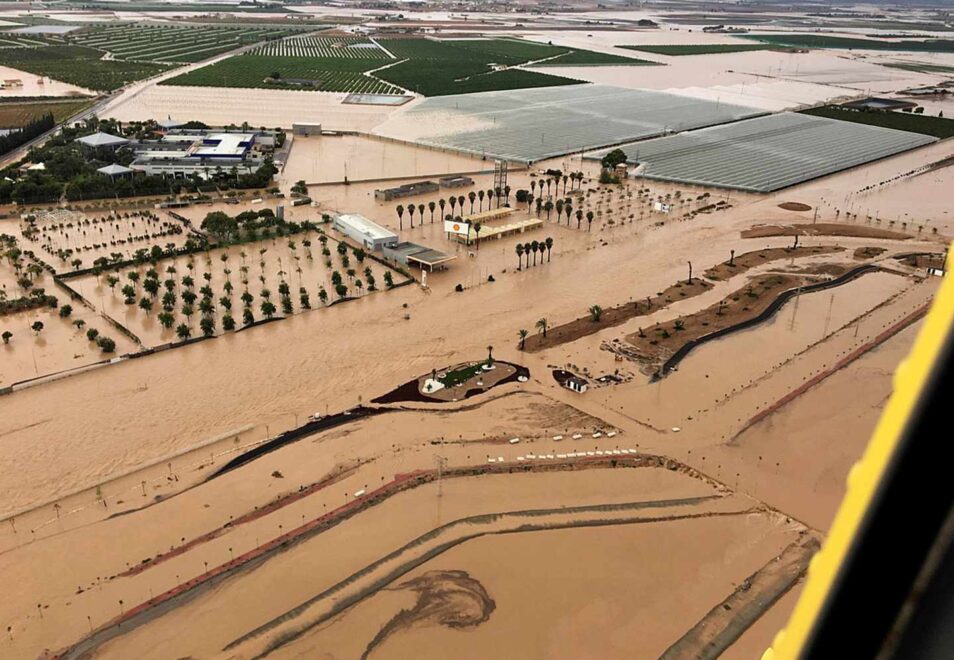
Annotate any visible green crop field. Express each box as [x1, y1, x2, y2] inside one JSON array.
[[540, 49, 657, 65], [0, 45, 171, 91], [248, 36, 389, 59], [882, 62, 954, 75], [376, 38, 586, 95], [162, 37, 638, 97], [800, 105, 954, 139], [0, 98, 94, 126], [160, 55, 402, 94], [618, 44, 771, 55], [747, 35, 954, 53], [0, 34, 53, 49], [69, 23, 307, 63]]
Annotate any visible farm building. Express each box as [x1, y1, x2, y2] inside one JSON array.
[[439, 175, 475, 189], [383, 242, 456, 271], [587, 112, 936, 193], [374, 180, 440, 202], [293, 122, 322, 137], [333, 213, 398, 251]]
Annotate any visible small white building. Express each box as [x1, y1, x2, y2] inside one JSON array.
[[333, 213, 398, 251], [564, 376, 588, 393]]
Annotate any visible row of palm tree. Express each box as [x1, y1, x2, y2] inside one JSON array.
[[529, 172, 584, 200], [394, 185, 518, 231], [526, 196, 595, 231], [514, 237, 554, 270], [517, 317, 551, 350]]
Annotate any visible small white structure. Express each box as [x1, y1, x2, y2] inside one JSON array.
[[563, 376, 588, 393]]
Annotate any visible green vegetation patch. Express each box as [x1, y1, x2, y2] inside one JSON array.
[[68, 23, 308, 64], [542, 49, 657, 66], [618, 43, 771, 56], [161, 55, 402, 94], [882, 62, 954, 75], [439, 362, 488, 388], [746, 35, 954, 53], [376, 38, 584, 96], [0, 45, 170, 91], [0, 98, 94, 127], [800, 105, 954, 139]]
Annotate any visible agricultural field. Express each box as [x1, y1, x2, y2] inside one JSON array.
[[0, 34, 52, 49], [66, 230, 409, 347], [617, 44, 772, 56], [0, 97, 93, 127], [161, 55, 403, 94], [377, 38, 585, 96], [800, 105, 954, 139], [0, 46, 171, 92], [882, 62, 954, 75], [163, 37, 637, 96], [746, 34, 954, 53], [248, 36, 389, 59], [68, 23, 308, 64]]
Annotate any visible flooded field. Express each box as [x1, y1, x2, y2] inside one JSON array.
[[1, 8, 951, 658]]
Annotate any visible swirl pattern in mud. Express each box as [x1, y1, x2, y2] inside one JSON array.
[[362, 570, 495, 659]]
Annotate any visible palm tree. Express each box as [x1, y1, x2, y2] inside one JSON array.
[[576, 209, 583, 228], [468, 191, 476, 214], [545, 236, 554, 262], [531, 240, 540, 266], [526, 194, 534, 214], [564, 204, 573, 225], [535, 318, 548, 337], [438, 198, 446, 219], [418, 204, 425, 224], [584, 210, 593, 230], [396, 204, 404, 231], [488, 188, 496, 209], [562, 174, 569, 195], [407, 204, 415, 228], [545, 178, 552, 197], [477, 189, 485, 211], [516, 243, 525, 270], [486, 344, 494, 364], [589, 304, 603, 322], [428, 201, 436, 223], [544, 201, 553, 221], [523, 243, 531, 267], [504, 185, 511, 206], [473, 222, 482, 250], [457, 195, 465, 213], [530, 180, 537, 197], [449, 196, 457, 215], [176, 323, 191, 340], [518, 328, 528, 350], [535, 198, 543, 217]]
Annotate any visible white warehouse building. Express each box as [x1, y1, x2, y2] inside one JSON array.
[[332, 213, 398, 251]]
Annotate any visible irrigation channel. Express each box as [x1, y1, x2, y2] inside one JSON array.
[[658, 264, 881, 378]]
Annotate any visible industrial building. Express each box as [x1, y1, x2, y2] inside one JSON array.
[[382, 242, 455, 271], [333, 213, 398, 251], [374, 180, 439, 201], [118, 129, 278, 179]]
